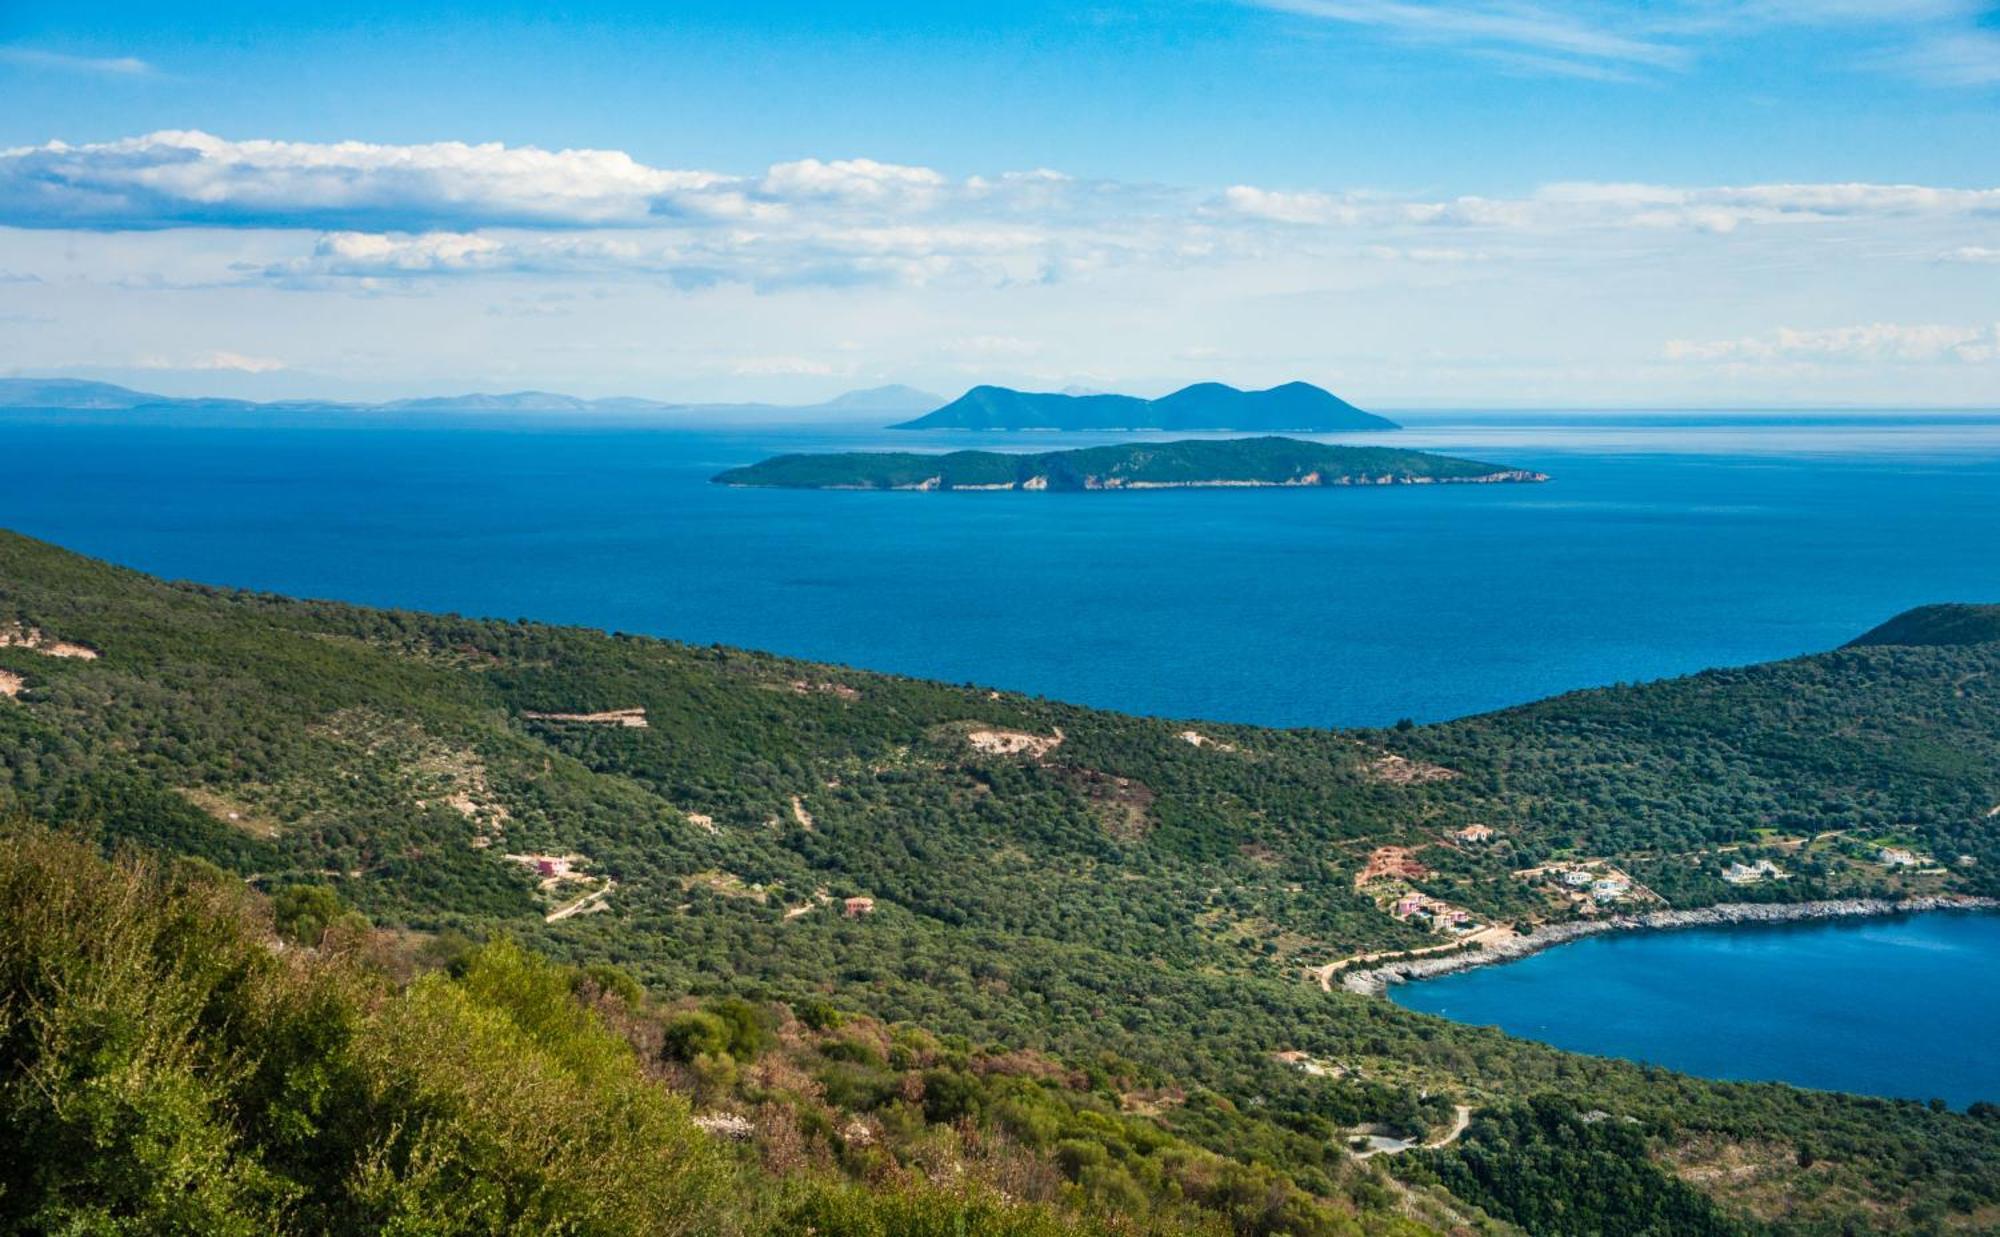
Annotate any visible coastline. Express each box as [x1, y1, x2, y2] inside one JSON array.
[[720, 468, 1549, 492], [1338, 895, 2000, 996]]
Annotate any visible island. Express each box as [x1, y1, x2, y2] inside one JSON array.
[[889, 380, 1398, 432], [713, 436, 1547, 491]]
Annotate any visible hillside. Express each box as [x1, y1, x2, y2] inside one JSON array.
[[889, 382, 1398, 432], [0, 378, 172, 409], [1847, 603, 2000, 649], [3, 528, 2000, 1233], [715, 438, 1540, 491]]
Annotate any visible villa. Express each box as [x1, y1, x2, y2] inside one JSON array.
[[1562, 870, 1595, 888], [1878, 847, 1926, 868], [1724, 859, 1787, 884], [1591, 877, 1629, 899], [1454, 823, 1494, 843]]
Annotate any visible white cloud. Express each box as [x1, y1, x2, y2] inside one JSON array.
[[1244, 0, 2000, 86], [729, 355, 840, 376], [1216, 185, 1367, 225], [0, 47, 153, 76], [0, 131, 749, 230], [1667, 322, 2000, 364], [5, 130, 2000, 407], [759, 158, 946, 209], [1250, 1, 1686, 70], [943, 335, 1045, 358], [298, 231, 510, 274], [8, 131, 1996, 275], [1213, 178, 2000, 234], [135, 349, 287, 373], [1899, 28, 2000, 86], [1362, 244, 1487, 262]]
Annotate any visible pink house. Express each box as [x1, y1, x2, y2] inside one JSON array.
[[843, 896, 876, 917]]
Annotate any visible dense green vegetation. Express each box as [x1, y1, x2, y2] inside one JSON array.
[[714, 437, 1539, 491], [1408, 1100, 1744, 1237], [3, 527, 1999, 1233], [1849, 603, 2000, 650], [889, 382, 1395, 432], [8, 828, 1359, 1235]]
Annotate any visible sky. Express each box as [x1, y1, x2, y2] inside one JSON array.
[[1, 0, 1997, 407]]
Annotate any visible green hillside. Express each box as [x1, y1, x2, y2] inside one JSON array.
[[3, 528, 1999, 1233], [715, 437, 1542, 491], [1847, 603, 2000, 649]]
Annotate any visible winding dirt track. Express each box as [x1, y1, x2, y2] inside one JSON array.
[[1350, 1105, 1473, 1160]]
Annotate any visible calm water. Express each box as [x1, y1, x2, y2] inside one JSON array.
[[6, 404, 2000, 1104], [1392, 911, 2000, 1108], [3, 407, 1999, 729]]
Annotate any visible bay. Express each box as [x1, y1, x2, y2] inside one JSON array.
[[1390, 910, 2000, 1108]]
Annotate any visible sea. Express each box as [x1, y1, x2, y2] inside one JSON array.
[[5, 406, 1999, 729], [4, 403, 1999, 1104]]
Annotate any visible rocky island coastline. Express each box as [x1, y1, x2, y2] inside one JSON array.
[[715, 436, 1549, 492]]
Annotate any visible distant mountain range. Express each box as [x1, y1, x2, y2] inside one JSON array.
[[0, 379, 944, 418], [890, 381, 1397, 432]]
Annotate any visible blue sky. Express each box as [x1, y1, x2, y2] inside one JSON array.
[[2, 1, 1998, 405]]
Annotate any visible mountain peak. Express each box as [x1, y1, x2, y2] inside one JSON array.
[[892, 380, 1395, 432]]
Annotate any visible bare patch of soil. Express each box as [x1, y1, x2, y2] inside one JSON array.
[[522, 707, 649, 728], [1362, 750, 1460, 785], [0, 624, 99, 660], [964, 726, 1064, 759]]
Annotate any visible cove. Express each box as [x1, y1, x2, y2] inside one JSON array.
[[1389, 910, 2000, 1108]]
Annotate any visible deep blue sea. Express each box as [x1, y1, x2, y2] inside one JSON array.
[[5, 404, 2000, 1105], [4, 407, 1999, 728], [1392, 911, 2000, 1108]]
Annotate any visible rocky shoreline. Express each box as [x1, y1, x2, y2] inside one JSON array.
[[1339, 895, 2000, 996]]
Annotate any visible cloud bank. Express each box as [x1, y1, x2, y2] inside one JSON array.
[[5, 131, 1997, 294], [4, 131, 1997, 404]]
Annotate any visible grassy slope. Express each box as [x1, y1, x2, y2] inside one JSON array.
[[3, 527, 2000, 1231]]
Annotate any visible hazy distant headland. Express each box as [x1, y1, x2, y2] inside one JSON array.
[[0, 377, 1399, 435], [715, 436, 1544, 491], [0, 378, 944, 419], [891, 381, 1397, 432]]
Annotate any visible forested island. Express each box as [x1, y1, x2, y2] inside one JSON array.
[[889, 380, 1396, 432], [715, 436, 1546, 491], [3, 528, 1999, 1234]]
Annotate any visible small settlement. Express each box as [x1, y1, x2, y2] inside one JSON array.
[[1513, 859, 1663, 916], [1354, 845, 1486, 938]]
